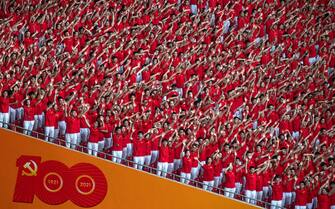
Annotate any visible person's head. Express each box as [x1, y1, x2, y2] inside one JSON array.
[[299, 181, 306, 189], [206, 157, 213, 165], [138, 131, 144, 140], [116, 126, 122, 134], [162, 139, 168, 147], [26, 99, 31, 106], [224, 143, 230, 152], [47, 101, 53, 108], [71, 110, 77, 117], [185, 149, 191, 157], [2, 90, 8, 97], [274, 175, 281, 183], [94, 120, 99, 128], [246, 151, 253, 160]]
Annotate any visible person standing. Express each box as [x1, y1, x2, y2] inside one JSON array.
[[44, 101, 56, 142], [245, 166, 257, 204], [86, 120, 100, 157], [223, 163, 236, 198], [157, 139, 169, 177], [295, 180, 308, 209], [180, 149, 192, 184], [0, 90, 10, 128], [22, 99, 35, 136], [271, 175, 284, 209], [133, 131, 146, 170], [200, 157, 215, 191], [64, 105, 81, 149], [111, 126, 124, 163]]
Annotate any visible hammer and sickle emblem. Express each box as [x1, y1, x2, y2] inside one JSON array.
[[22, 160, 38, 176]]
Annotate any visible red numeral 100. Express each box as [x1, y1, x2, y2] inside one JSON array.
[[13, 155, 108, 208]]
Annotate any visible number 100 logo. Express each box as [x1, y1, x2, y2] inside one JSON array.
[[13, 155, 108, 208]]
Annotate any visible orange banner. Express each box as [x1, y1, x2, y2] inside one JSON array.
[[0, 128, 260, 209]]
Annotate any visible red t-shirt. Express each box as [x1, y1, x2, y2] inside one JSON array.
[[181, 156, 192, 173], [224, 170, 236, 188], [112, 134, 123, 151], [65, 117, 80, 134], [317, 194, 330, 209], [295, 188, 307, 206], [133, 139, 146, 157], [23, 106, 35, 121], [0, 96, 9, 113], [45, 109, 56, 127], [158, 146, 169, 162], [272, 183, 283, 201], [202, 164, 214, 181], [89, 127, 101, 143], [245, 173, 257, 191]]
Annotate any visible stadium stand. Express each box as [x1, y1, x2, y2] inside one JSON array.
[[0, 0, 335, 208]]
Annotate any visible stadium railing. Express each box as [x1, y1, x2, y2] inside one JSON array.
[[0, 122, 286, 209]]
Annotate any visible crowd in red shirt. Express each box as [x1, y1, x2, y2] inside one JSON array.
[[0, 0, 335, 208]]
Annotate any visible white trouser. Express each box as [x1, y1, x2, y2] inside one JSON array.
[[235, 182, 242, 194], [87, 142, 98, 156], [270, 127, 280, 137], [98, 140, 105, 151], [65, 133, 79, 149], [45, 126, 55, 142], [157, 162, 168, 177], [214, 175, 222, 188], [133, 156, 145, 170], [112, 151, 122, 163], [292, 131, 300, 139], [312, 197, 317, 209], [9, 107, 16, 123], [168, 162, 174, 173], [104, 137, 112, 149], [144, 155, 151, 166], [263, 186, 270, 200], [54, 128, 59, 139], [307, 202, 313, 209], [122, 147, 128, 159], [17, 107, 24, 120], [23, 120, 34, 135], [151, 150, 159, 164], [191, 164, 200, 180], [14, 107, 23, 121], [257, 191, 263, 201], [174, 159, 181, 171], [58, 121, 66, 136], [176, 87, 183, 97], [283, 192, 293, 206], [180, 172, 191, 184], [0, 112, 9, 128], [80, 128, 90, 143], [203, 180, 214, 191], [190, 4, 197, 15], [34, 114, 43, 130], [245, 190, 257, 204], [295, 206, 306, 209], [224, 187, 236, 198], [271, 200, 283, 209], [127, 143, 133, 157]]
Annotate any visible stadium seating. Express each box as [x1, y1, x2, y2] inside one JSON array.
[[0, 0, 335, 208]]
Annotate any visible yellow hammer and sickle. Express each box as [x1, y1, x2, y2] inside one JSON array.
[[22, 160, 38, 176]]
